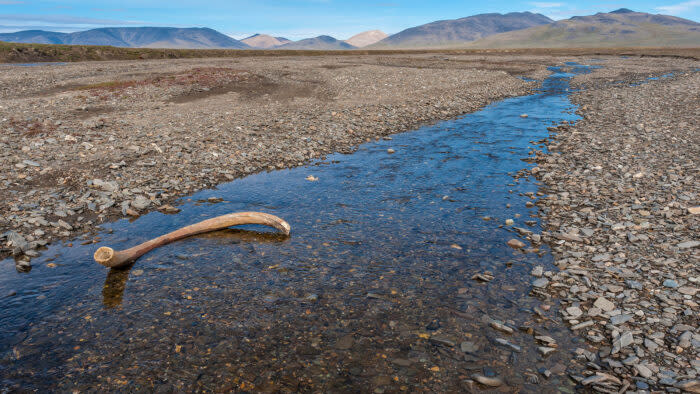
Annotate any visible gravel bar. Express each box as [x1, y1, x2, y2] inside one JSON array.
[[533, 68, 699, 392]]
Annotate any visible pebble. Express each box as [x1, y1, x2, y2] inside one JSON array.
[[460, 341, 479, 353], [593, 297, 615, 312], [532, 278, 549, 288], [489, 320, 514, 334], [530, 265, 544, 277], [506, 238, 526, 249], [472, 374, 503, 387], [566, 306, 583, 318]]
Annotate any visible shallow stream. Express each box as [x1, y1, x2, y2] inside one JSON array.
[[1, 64, 596, 391]]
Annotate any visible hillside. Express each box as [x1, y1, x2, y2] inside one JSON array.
[[345, 30, 388, 47], [466, 9, 700, 48], [0, 27, 250, 49], [370, 12, 553, 48], [277, 35, 356, 50]]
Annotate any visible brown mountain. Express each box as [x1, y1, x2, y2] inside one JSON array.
[[241, 34, 291, 49], [344, 30, 388, 47], [466, 9, 700, 48], [370, 12, 553, 48]]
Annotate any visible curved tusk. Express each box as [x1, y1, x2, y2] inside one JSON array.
[[94, 211, 290, 268]]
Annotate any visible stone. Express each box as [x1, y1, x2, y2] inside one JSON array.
[[460, 341, 479, 353], [566, 306, 583, 318], [612, 332, 634, 353], [663, 279, 679, 288], [507, 239, 526, 249], [571, 320, 594, 330], [677, 240, 699, 249], [90, 178, 119, 192], [538, 346, 556, 356], [531, 265, 544, 277], [688, 207, 700, 215], [131, 195, 151, 210], [610, 314, 633, 325], [57, 220, 72, 230], [594, 297, 615, 312], [472, 374, 502, 387], [532, 278, 549, 288], [335, 335, 354, 350], [675, 380, 700, 393], [635, 363, 653, 378], [489, 321, 514, 334], [5, 231, 28, 255], [678, 286, 697, 296], [22, 159, 40, 167]]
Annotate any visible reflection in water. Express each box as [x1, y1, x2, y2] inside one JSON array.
[[102, 268, 131, 308], [1, 64, 598, 392], [101, 229, 290, 307]]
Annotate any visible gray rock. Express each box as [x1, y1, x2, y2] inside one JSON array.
[[531, 265, 544, 277], [610, 314, 633, 325], [460, 341, 479, 353], [5, 231, 28, 255], [663, 279, 679, 288], [677, 240, 699, 249], [90, 178, 119, 193], [131, 195, 151, 210], [635, 363, 653, 378], [532, 278, 549, 288], [594, 297, 615, 312], [612, 331, 634, 354]]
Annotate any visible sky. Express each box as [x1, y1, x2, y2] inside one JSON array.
[[0, 0, 699, 39]]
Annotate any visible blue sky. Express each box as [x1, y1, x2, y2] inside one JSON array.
[[1, 0, 699, 39]]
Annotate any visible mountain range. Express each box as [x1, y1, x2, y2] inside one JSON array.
[[0, 27, 250, 49], [369, 12, 553, 48], [0, 9, 697, 50], [466, 9, 700, 48]]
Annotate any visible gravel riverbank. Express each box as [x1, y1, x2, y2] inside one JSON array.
[[533, 69, 699, 392], [0, 51, 698, 392]]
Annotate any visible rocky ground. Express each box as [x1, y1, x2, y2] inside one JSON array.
[[530, 67, 699, 392], [1, 52, 698, 392]]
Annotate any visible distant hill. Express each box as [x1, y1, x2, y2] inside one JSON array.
[[466, 9, 700, 48], [344, 30, 388, 47], [277, 35, 356, 50], [0, 27, 250, 49], [241, 33, 291, 49], [370, 12, 553, 48]]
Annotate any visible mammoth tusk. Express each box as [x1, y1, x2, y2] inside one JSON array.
[[94, 211, 290, 268]]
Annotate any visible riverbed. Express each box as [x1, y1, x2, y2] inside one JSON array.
[[0, 64, 608, 391]]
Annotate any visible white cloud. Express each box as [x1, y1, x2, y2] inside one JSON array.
[[655, 0, 700, 15], [529, 2, 564, 7]]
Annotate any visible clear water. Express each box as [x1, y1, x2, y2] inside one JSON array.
[[0, 62, 66, 67], [1, 65, 595, 391]]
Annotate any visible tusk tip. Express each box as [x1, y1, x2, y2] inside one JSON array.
[[94, 246, 115, 266], [280, 220, 291, 236]]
